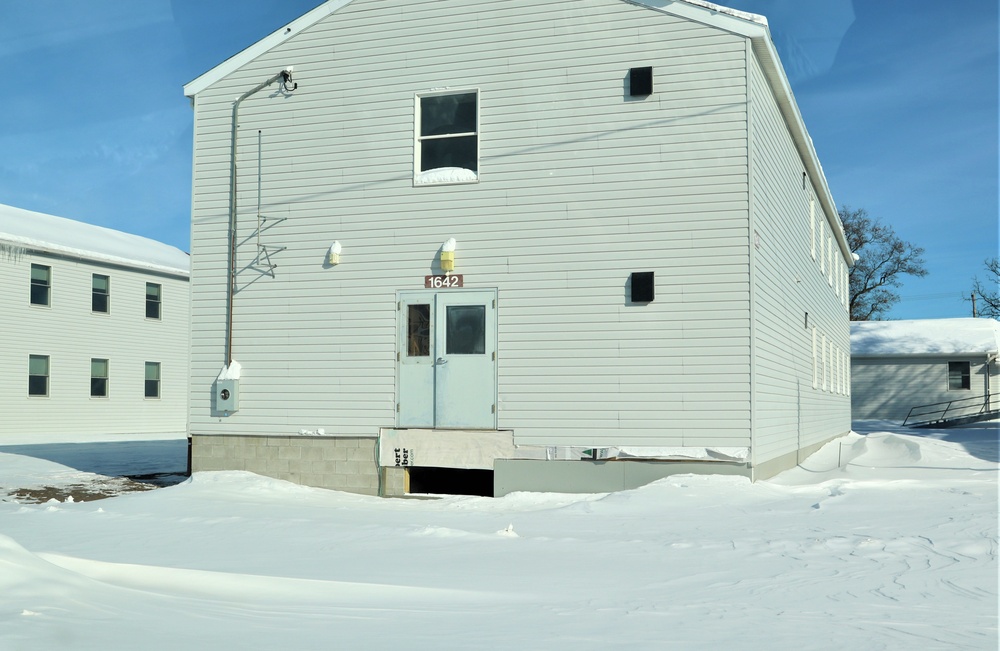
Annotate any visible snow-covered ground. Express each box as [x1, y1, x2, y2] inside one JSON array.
[[1, 423, 996, 650]]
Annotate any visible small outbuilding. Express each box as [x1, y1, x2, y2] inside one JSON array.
[[183, 0, 854, 496], [851, 318, 999, 425], [0, 204, 190, 443]]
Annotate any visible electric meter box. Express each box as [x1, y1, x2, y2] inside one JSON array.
[[216, 379, 239, 414]]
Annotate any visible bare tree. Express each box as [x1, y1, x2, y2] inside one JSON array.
[[971, 257, 1000, 318], [840, 206, 927, 321]]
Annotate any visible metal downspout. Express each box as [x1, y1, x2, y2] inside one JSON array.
[[225, 68, 296, 365]]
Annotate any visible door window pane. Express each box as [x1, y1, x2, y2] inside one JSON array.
[[446, 305, 485, 355], [29, 355, 49, 396], [91, 358, 109, 397], [31, 264, 50, 306], [407, 304, 431, 357], [92, 274, 110, 313]]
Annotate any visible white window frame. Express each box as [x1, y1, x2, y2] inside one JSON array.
[[809, 198, 816, 260], [414, 88, 480, 186]]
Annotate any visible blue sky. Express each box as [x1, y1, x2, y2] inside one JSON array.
[[1, 0, 996, 319]]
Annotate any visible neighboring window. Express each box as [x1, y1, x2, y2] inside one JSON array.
[[30, 264, 51, 306], [415, 90, 478, 184], [809, 198, 816, 260], [92, 274, 110, 313], [146, 283, 161, 319], [811, 327, 818, 389], [91, 358, 109, 397], [144, 362, 161, 398], [827, 235, 834, 286], [948, 362, 971, 390], [28, 355, 49, 396], [818, 220, 825, 274], [407, 304, 431, 357]]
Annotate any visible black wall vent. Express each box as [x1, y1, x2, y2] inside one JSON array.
[[631, 271, 655, 303], [629, 66, 653, 96]]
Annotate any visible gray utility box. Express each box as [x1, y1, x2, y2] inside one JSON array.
[[215, 379, 239, 414]]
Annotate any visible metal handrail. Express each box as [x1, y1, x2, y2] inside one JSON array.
[[902, 394, 995, 427]]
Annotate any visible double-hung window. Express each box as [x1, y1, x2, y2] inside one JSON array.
[[415, 90, 479, 184], [948, 361, 971, 390], [146, 283, 161, 319], [92, 274, 110, 313], [91, 358, 109, 397], [145, 362, 161, 398], [29, 355, 49, 396], [30, 264, 51, 306]]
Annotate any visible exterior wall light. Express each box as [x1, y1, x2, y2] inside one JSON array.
[[327, 241, 342, 265], [440, 238, 457, 272]]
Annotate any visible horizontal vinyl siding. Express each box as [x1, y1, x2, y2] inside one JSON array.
[[189, 0, 752, 447], [0, 251, 189, 441], [852, 357, 996, 421], [746, 50, 850, 466]]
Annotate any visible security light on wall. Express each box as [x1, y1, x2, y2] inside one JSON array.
[[327, 241, 342, 265], [440, 238, 457, 272]]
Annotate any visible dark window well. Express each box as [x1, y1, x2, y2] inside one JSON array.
[[30, 264, 50, 306], [948, 361, 971, 390], [146, 283, 161, 319], [29, 355, 49, 396], [92, 274, 110, 313], [145, 362, 161, 398], [91, 358, 109, 397]]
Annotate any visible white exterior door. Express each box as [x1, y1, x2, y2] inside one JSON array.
[[397, 289, 497, 429]]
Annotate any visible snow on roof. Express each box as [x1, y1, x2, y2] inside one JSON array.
[[851, 318, 1000, 357], [671, 0, 768, 27], [0, 204, 189, 277]]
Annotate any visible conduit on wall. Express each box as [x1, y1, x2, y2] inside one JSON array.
[[225, 68, 297, 365]]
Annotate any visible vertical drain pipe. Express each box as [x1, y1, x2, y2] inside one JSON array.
[[226, 68, 297, 365]]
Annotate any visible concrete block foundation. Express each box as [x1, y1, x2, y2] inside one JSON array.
[[191, 435, 380, 496]]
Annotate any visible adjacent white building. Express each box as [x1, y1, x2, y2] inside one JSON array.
[[851, 318, 999, 424], [183, 0, 853, 496], [0, 204, 190, 443]]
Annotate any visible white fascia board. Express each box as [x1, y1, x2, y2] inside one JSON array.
[[628, 0, 851, 266], [183, 0, 355, 98]]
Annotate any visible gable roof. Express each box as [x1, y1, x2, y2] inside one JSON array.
[[181, 0, 849, 265], [851, 318, 1000, 358], [0, 204, 190, 277]]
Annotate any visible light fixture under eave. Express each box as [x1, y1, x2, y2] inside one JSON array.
[[440, 238, 457, 272], [327, 241, 342, 265]]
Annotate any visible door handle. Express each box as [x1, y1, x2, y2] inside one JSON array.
[[435, 357, 448, 365]]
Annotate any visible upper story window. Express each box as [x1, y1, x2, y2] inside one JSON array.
[[415, 90, 479, 185], [146, 283, 161, 319], [948, 361, 971, 390], [92, 274, 110, 313], [28, 355, 49, 396], [30, 264, 51, 306]]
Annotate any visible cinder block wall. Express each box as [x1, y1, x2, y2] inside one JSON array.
[[191, 435, 379, 495]]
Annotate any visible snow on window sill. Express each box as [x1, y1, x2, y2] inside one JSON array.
[[414, 167, 478, 185]]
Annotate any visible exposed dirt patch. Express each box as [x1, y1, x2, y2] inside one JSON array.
[[3, 472, 188, 504]]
